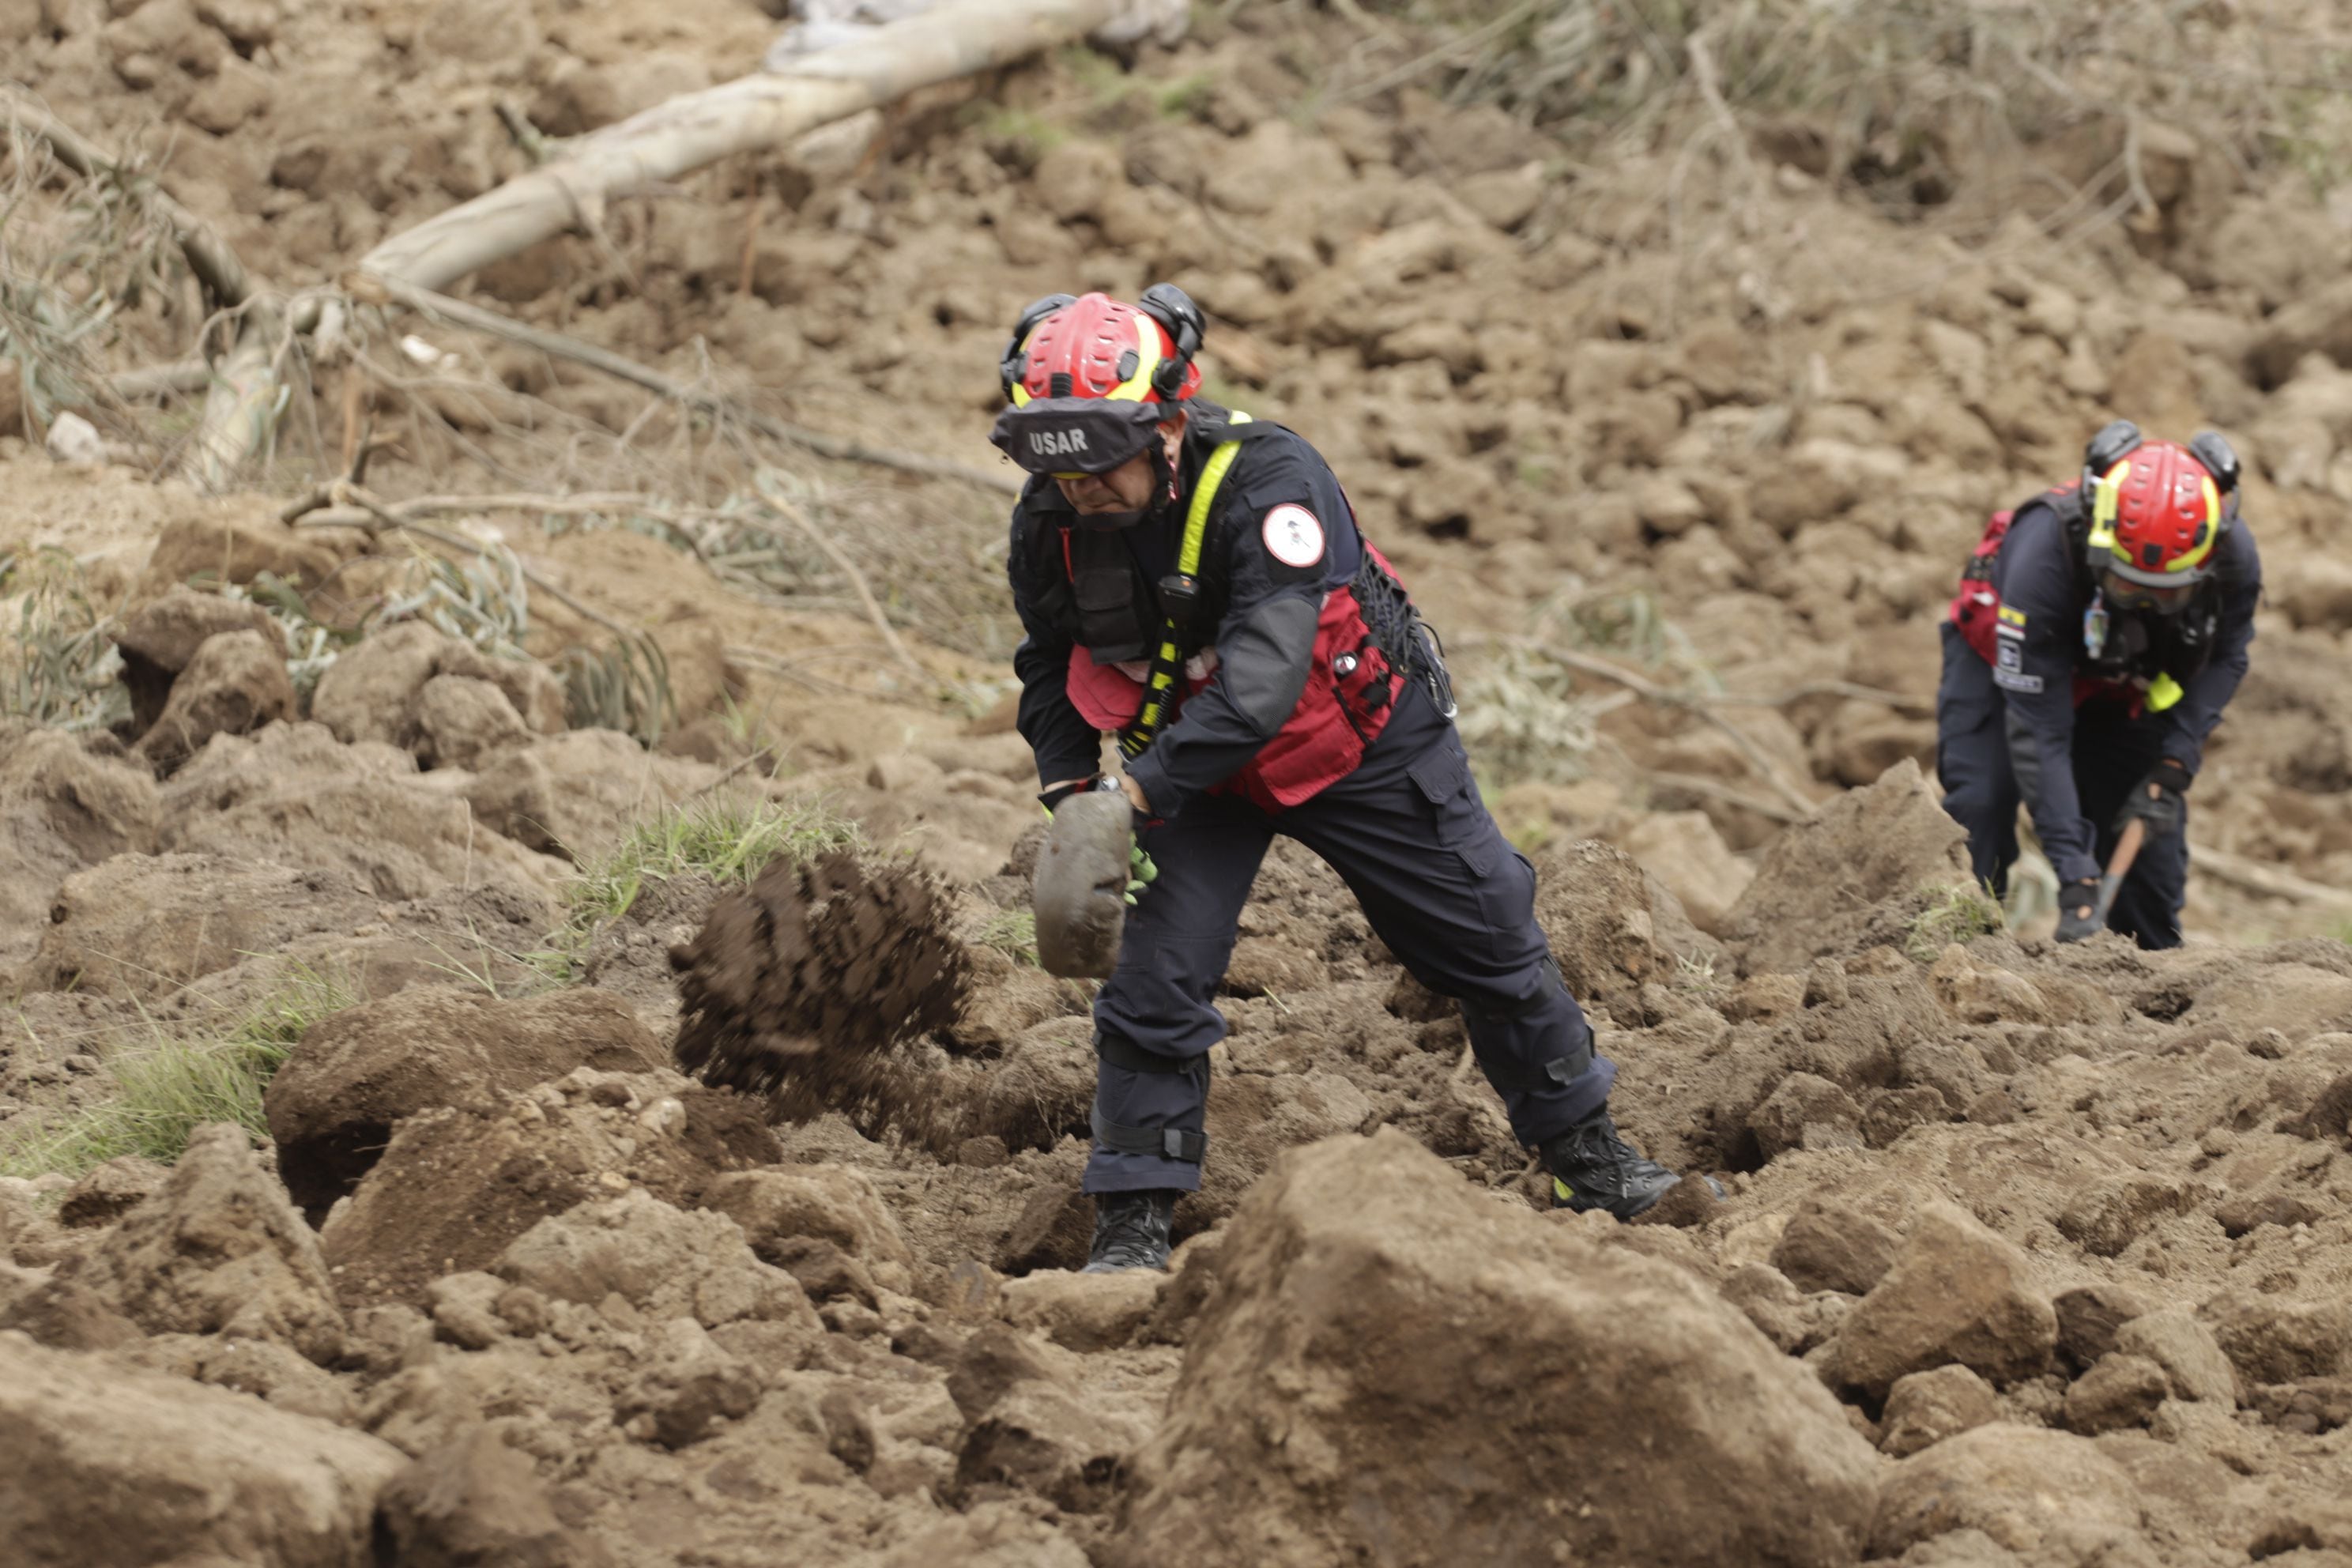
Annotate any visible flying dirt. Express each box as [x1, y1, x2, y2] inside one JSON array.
[[4, 0, 2352, 1563]]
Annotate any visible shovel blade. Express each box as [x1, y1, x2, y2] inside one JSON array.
[[1033, 790, 1133, 978]]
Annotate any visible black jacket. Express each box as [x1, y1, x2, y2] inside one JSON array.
[[1005, 405, 1359, 816]]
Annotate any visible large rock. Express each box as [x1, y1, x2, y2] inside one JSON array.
[[1871, 1424, 2146, 1555], [311, 620, 564, 760], [1719, 758, 1975, 975], [1771, 1198, 1902, 1296], [19, 1124, 345, 1363], [495, 1188, 819, 1336], [265, 986, 665, 1219], [2201, 1290, 2352, 1385], [1748, 1072, 1866, 1160], [1880, 1364, 2000, 1457], [321, 1070, 778, 1310], [1116, 1131, 1882, 1567], [111, 584, 285, 737], [2115, 1308, 2238, 1404], [1825, 1200, 2056, 1396], [0, 1332, 405, 1568], [133, 628, 296, 774], [699, 1165, 918, 1295]]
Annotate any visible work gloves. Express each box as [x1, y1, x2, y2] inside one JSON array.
[[1127, 840, 1158, 905], [2055, 877, 2105, 944], [2113, 757, 2190, 838]]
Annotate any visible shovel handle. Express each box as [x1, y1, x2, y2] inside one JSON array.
[[2090, 815, 2149, 928]]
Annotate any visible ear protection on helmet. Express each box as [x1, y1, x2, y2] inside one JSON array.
[[2189, 429, 2242, 530], [2081, 419, 2143, 499], [1136, 282, 1205, 402], [998, 292, 1077, 403]]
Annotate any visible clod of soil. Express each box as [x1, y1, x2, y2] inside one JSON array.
[[671, 850, 971, 1124]]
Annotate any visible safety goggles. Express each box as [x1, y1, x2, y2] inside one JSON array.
[[2098, 567, 2201, 616], [989, 398, 1165, 477]]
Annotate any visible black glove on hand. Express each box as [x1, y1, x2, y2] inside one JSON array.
[[2055, 876, 2104, 943], [2112, 757, 2190, 838]]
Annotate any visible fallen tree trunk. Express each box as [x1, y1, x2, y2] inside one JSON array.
[[345, 0, 1118, 303]]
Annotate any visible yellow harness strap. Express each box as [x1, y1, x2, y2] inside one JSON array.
[[1121, 413, 1251, 756]]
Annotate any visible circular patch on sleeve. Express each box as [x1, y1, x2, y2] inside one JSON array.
[[1261, 503, 1325, 568]]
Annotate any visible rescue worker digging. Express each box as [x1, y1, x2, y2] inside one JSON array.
[[1937, 421, 2262, 950], [990, 286, 1717, 1273]]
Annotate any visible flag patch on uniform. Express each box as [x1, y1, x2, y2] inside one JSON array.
[[1261, 504, 1325, 568]]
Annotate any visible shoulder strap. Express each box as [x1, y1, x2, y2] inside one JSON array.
[[1120, 412, 1252, 760]]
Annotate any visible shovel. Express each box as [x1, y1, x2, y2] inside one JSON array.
[[1033, 786, 1136, 978], [2090, 813, 2149, 929]]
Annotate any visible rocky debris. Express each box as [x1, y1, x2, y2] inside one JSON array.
[[699, 1165, 918, 1295], [0, 1332, 406, 1568], [950, 1323, 1151, 1513], [1880, 1364, 2000, 1457], [2202, 1291, 2352, 1385], [130, 627, 295, 774], [671, 850, 971, 1130], [414, 673, 532, 770], [495, 1188, 820, 1337], [1620, 809, 1754, 936], [1001, 1269, 1160, 1352], [2064, 1352, 2170, 1434], [264, 985, 666, 1219], [1528, 839, 1722, 1016], [1716, 1262, 1847, 1355], [1928, 942, 2056, 1025], [1772, 1198, 1902, 1296], [462, 728, 722, 858], [109, 584, 285, 737], [2115, 1308, 2239, 1405], [1824, 1200, 2057, 1396], [2053, 1173, 2196, 1257], [321, 1069, 778, 1310], [615, 1317, 767, 1446], [0, 729, 160, 976], [25, 854, 375, 999], [16, 1124, 344, 1363], [375, 1424, 612, 1568], [310, 620, 564, 762], [1749, 1072, 1867, 1159], [2056, 1281, 2156, 1371], [55, 1155, 167, 1228], [1118, 1132, 1880, 1566], [1720, 759, 1976, 974], [1871, 1424, 2146, 1555]]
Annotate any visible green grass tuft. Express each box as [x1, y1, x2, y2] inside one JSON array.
[[531, 796, 864, 982], [974, 909, 1039, 967], [0, 963, 357, 1179], [1905, 880, 2007, 963]]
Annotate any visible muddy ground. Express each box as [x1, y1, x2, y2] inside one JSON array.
[[6, 0, 2352, 1562]]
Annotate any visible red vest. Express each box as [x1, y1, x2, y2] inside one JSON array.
[[1063, 542, 1407, 811]]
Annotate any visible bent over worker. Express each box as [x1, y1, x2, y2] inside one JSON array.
[[1936, 421, 2261, 950], [988, 285, 1716, 1272]]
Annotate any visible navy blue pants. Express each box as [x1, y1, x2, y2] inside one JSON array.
[[1933, 623, 2187, 950], [1084, 685, 1617, 1195]]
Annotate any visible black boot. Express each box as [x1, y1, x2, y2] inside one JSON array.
[[1081, 1189, 1176, 1273], [1540, 1110, 1717, 1220]]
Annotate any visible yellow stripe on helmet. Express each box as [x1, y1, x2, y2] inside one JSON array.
[[2086, 458, 2126, 554], [1107, 313, 1162, 405], [2167, 477, 2222, 574]]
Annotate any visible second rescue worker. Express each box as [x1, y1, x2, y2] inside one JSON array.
[[987, 285, 1720, 1273]]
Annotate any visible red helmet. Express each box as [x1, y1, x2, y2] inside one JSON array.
[[2087, 433, 2226, 615], [989, 286, 1204, 477]]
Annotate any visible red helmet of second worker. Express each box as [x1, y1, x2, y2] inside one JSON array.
[[988, 288, 1204, 478], [2089, 435, 2227, 614]]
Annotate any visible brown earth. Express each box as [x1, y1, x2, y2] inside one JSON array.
[[4, 0, 2352, 1562]]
